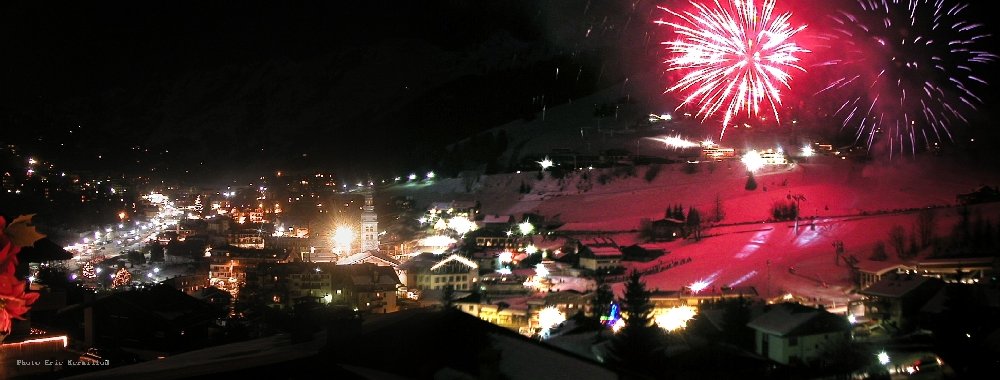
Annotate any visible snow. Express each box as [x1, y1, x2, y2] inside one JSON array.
[[387, 145, 1000, 310]]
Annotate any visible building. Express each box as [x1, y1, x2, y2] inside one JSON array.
[[207, 246, 291, 297], [650, 286, 758, 309], [478, 272, 532, 298], [578, 243, 623, 272], [401, 253, 479, 292], [344, 263, 402, 313], [758, 149, 788, 166], [747, 302, 851, 366], [855, 262, 914, 290], [253, 262, 402, 313], [859, 274, 944, 332], [53, 285, 219, 358], [701, 144, 737, 160], [360, 186, 379, 252], [649, 218, 686, 241], [480, 214, 515, 230], [161, 274, 210, 295], [915, 257, 996, 283]]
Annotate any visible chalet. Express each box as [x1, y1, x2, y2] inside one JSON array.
[[747, 302, 851, 366], [859, 274, 944, 332], [481, 214, 515, 229], [578, 243, 623, 272], [337, 250, 404, 283], [650, 218, 686, 241], [400, 253, 479, 292], [343, 263, 403, 314], [854, 262, 914, 290]]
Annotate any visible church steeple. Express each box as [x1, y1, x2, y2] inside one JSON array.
[[361, 185, 379, 252]]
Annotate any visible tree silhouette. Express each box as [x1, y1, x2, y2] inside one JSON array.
[[606, 270, 667, 376], [916, 208, 936, 248], [888, 225, 907, 258], [745, 173, 758, 191], [686, 207, 702, 241], [712, 193, 725, 223]]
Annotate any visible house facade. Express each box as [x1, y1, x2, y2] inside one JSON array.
[[747, 302, 851, 365]]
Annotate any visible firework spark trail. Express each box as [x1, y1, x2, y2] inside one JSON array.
[[657, 0, 808, 139], [818, 0, 996, 156]]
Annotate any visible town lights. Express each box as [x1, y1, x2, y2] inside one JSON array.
[[426, 171, 435, 179]]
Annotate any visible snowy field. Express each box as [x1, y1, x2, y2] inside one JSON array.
[[385, 149, 1000, 308]]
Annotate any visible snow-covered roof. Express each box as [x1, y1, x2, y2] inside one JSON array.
[[337, 251, 400, 267], [586, 246, 622, 257], [747, 302, 849, 337], [860, 274, 939, 298], [428, 201, 452, 211], [482, 214, 513, 224]]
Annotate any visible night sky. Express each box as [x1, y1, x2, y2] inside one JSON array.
[[3, 0, 999, 185], [1, 0, 655, 184]]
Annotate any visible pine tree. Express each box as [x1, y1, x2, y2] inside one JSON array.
[[686, 207, 702, 241], [607, 270, 666, 375], [592, 275, 615, 323], [745, 173, 758, 191], [712, 193, 725, 223]]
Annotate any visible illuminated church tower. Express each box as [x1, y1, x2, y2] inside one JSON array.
[[361, 186, 379, 252]]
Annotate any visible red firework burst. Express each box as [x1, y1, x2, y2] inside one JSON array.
[[657, 0, 809, 138]]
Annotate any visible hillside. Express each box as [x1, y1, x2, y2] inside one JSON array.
[[383, 149, 1000, 305]]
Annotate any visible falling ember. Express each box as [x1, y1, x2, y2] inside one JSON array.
[[655, 306, 698, 331], [657, 0, 808, 139]]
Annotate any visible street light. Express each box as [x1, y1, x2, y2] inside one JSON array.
[[877, 351, 890, 365]]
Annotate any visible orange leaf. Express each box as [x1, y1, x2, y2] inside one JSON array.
[[4, 214, 46, 248]]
